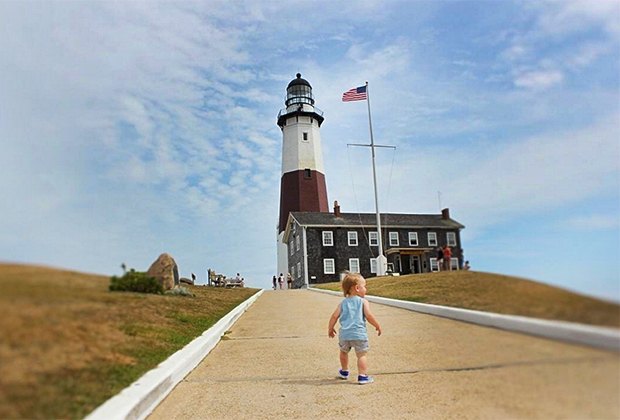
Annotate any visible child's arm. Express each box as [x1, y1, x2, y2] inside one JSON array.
[[363, 299, 382, 336], [327, 305, 341, 338]]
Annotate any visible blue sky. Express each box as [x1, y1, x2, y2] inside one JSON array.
[[1, 1, 618, 301]]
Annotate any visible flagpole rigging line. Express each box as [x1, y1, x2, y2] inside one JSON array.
[[346, 145, 376, 259]]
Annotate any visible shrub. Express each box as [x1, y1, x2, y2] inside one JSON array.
[[109, 269, 163, 294]]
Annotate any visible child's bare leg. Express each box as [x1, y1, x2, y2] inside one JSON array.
[[356, 351, 368, 375], [339, 350, 349, 371]]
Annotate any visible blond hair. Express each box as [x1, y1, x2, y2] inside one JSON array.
[[341, 272, 365, 297]]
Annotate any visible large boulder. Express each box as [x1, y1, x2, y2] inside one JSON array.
[[146, 253, 179, 291]]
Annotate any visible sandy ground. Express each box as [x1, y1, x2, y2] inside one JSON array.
[[149, 290, 620, 419]]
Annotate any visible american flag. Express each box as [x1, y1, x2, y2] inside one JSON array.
[[342, 85, 367, 102]]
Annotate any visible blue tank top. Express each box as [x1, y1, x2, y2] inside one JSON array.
[[339, 296, 367, 341]]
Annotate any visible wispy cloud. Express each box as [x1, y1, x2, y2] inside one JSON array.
[[565, 214, 620, 230], [513, 69, 564, 90], [0, 1, 618, 300]]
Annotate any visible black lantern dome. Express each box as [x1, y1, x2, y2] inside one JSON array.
[[285, 73, 314, 107]]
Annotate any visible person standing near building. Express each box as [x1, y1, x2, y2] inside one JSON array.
[[436, 247, 444, 271], [278, 273, 284, 290], [442, 245, 452, 271], [272, 275, 277, 290], [287, 273, 293, 289]]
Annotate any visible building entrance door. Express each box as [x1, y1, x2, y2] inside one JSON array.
[[410, 255, 421, 274]]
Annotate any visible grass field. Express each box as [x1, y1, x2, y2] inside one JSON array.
[[0, 263, 258, 419], [314, 271, 620, 328], [1, 264, 618, 418]]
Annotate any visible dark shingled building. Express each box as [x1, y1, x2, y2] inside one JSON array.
[[282, 203, 465, 288]]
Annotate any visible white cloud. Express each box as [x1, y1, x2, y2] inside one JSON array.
[[565, 214, 620, 230], [513, 69, 564, 90], [534, 0, 620, 37], [337, 115, 620, 235], [568, 42, 612, 68]]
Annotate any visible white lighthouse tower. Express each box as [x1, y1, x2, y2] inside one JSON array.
[[277, 73, 329, 278]]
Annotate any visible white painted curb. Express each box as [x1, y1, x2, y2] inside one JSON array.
[[86, 289, 264, 420], [310, 288, 620, 352]]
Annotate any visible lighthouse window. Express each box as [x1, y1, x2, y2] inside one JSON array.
[[304, 169, 312, 179], [302, 132, 308, 141]]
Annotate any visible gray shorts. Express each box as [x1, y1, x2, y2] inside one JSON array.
[[339, 339, 369, 353]]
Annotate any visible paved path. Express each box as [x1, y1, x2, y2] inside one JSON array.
[[149, 290, 620, 419]]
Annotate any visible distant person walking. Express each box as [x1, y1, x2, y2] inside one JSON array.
[[436, 247, 444, 272], [278, 273, 284, 290], [287, 273, 293, 289], [442, 245, 452, 271], [463, 261, 470, 271], [272, 275, 277, 290], [328, 272, 382, 385]]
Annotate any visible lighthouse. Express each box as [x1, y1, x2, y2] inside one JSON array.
[[276, 73, 329, 278]]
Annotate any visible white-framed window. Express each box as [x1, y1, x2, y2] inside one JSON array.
[[389, 232, 399, 246], [349, 258, 360, 273], [370, 258, 377, 274], [322, 231, 333, 246], [447, 232, 456, 247], [430, 257, 439, 272], [323, 258, 335, 274], [450, 258, 459, 270], [369, 231, 379, 246], [302, 132, 308, 141], [290, 266, 295, 278], [348, 231, 358, 246], [428, 232, 438, 247], [408, 232, 418, 246], [289, 240, 294, 255], [297, 262, 302, 278], [295, 235, 300, 251]]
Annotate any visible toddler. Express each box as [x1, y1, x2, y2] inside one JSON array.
[[328, 272, 382, 384]]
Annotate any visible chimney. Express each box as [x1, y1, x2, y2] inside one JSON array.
[[333, 200, 341, 217], [441, 208, 450, 220]]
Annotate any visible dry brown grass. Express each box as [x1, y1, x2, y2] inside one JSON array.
[[316, 271, 620, 328], [0, 263, 258, 419]]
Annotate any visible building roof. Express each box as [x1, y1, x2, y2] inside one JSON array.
[[284, 211, 464, 241], [287, 73, 312, 89]]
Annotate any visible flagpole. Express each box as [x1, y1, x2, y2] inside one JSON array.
[[365, 82, 387, 276]]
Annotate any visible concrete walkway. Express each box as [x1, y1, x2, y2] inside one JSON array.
[[149, 290, 620, 419]]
